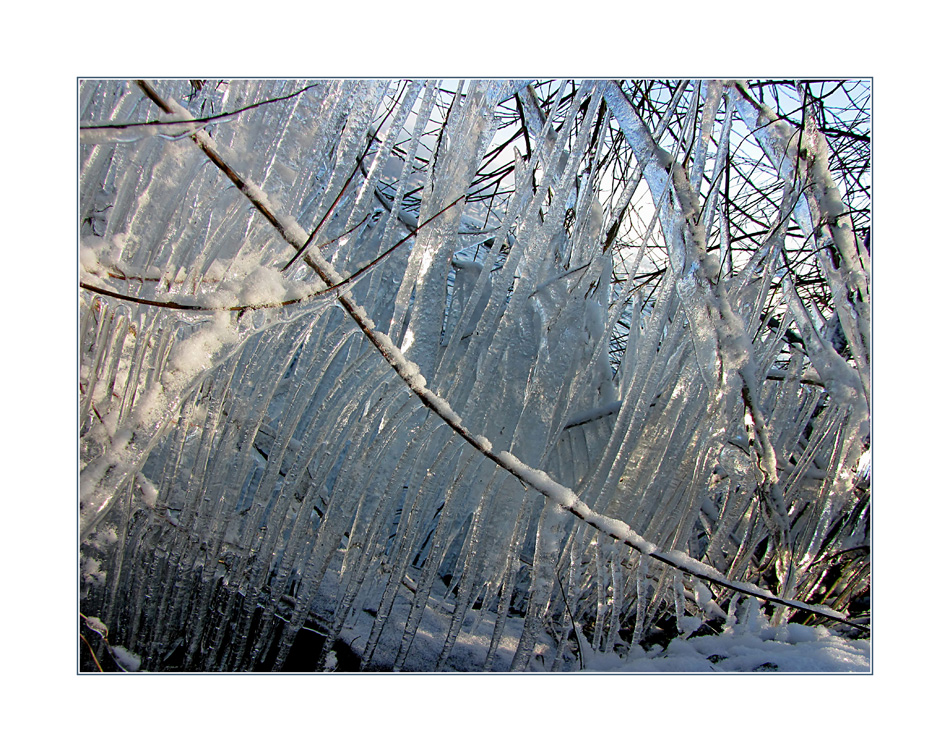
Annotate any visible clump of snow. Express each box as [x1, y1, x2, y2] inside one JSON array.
[[399, 358, 427, 390], [81, 556, 106, 589], [497, 451, 560, 495], [132, 384, 166, 430], [472, 435, 492, 453], [196, 287, 239, 310], [82, 614, 109, 639], [692, 579, 727, 620], [347, 303, 375, 330], [80, 233, 130, 277], [137, 473, 160, 508], [109, 645, 143, 672], [79, 239, 105, 274], [237, 266, 287, 308], [422, 390, 460, 423], [166, 312, 239, 389], [88, 526, 119, 551]]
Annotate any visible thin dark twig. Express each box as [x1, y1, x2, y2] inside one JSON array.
[[81, 82, 322, 131], [80, 282, 204, 310], [282, 88, 405, 273], [80, 632, 104, 672], [281, 141, 373, 272]]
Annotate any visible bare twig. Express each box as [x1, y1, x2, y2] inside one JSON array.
[[81, 81, 322, 133]]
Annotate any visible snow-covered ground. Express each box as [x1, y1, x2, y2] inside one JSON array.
[[93, 593, 868, 673], [578, 619, 869, 673], [291, 568, 870, 673]]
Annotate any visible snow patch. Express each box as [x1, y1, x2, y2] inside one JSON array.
[[237, 266, 287, 308], [583, 616, 869, 673], [109, 645, 143, 672]]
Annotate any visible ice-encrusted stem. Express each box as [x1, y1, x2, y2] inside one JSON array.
[[121, 80, 867, 633], [730, 80, 870, 406]]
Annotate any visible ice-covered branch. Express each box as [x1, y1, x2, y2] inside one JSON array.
[[731, 80, 870, 405]]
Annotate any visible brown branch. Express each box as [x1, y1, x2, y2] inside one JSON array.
[[80, 633, 104, 672], [281, 138, 375, 272], [80, 282, 204, 310]]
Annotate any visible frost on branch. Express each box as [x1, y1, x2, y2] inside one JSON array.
[[79, 79, 870, 672]]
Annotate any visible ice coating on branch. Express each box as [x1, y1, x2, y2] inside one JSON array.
[[676, 266, 723, 393], [732, 81, 870, 403]]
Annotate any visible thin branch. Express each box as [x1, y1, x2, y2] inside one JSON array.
[[81, 82, 322, 132], [80, 632, 104, 672]]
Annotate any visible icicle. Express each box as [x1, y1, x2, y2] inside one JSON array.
[[673, 571, 686, 633], [591, 535, 607, 651], [432, 467, 508, 672], [484, 500, 531, 670], [606, 544, 624, 650], [510, 502, 569, 671], [631, 554, 650, 645], [392, 451, 480, 671]]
